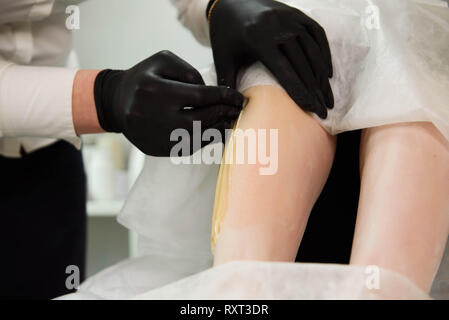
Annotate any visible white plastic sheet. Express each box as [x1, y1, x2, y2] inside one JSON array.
[[133, 262, 430, 300], [61, 261, 430, 300], [235, 0, 449, 140]]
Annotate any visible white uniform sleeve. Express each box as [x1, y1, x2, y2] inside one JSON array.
[[0, 0, 54, 24], [0, 61, 79, 145], [170, 0, 211, 46]]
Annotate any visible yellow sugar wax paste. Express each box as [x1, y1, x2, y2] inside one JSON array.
[[210, 97, 248, 253]]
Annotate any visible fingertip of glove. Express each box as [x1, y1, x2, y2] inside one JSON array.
[[304, 99, 327, 119], [219, 86, 245, 108], [316, 90, 327, 110], [326, 89, 334, 110], [317, 107, 328, 119]]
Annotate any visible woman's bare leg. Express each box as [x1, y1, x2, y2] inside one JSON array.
[[351, 122, 449, 292], [212, 86, 336, 266]]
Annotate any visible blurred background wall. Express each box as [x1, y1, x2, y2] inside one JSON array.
[[73, 0, 212, 70]]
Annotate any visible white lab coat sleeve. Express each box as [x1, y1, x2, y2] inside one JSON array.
[[0, 0, 55, 24], [0, 61, 80, 147], [170, 0, 211, 46]]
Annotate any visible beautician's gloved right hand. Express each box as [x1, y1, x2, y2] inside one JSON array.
[[207, 0, 333, 119], [94, 50, 243, 157]]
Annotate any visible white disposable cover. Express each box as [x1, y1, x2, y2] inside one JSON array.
[[62, 0, 449, 300], [62, 261, 430, 300], [235, 0, 449, 140], [118, 154, 218, 263], [133, 262, 430, 300]]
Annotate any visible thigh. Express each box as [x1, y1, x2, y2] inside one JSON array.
[[351, 122, 449, 292], [0, 141, 87, 299], [212, 86, 336, 265]]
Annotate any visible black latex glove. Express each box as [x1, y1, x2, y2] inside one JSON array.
[[208, 0, 333, 119], [94, 50, 243, 156]]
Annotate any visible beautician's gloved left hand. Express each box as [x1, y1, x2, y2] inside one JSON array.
[[94, 50, 243, 157], [207, 0, 334, 119]]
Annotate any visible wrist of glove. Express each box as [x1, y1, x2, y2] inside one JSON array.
[[94, 69, 125, 133]]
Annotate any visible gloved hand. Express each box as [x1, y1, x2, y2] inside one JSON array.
[[207, 0, 333, 119], [94, 50, 243, 156]]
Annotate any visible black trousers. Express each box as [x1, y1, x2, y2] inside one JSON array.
[[0, 141, 87, 299]]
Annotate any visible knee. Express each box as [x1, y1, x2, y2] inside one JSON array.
[[362, 122, 448, 149], [360, 122, 449, 172]]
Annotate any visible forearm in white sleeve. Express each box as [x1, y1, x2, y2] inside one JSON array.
[[170, 0, 211, 46], [0, 62, 79, 143]]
